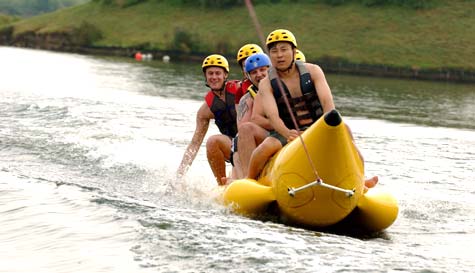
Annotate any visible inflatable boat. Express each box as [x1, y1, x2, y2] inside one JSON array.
[[221, 110, 398, 233]]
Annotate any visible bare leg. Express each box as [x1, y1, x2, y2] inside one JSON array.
[[222, 152, 243, 184], [247, 137, 282, 180], [206, 135, 231, 185], [237, 123, 257, 177], [238, 122, 269, 177], [220, 176, 231, 185], [232, 152, 243, 179]]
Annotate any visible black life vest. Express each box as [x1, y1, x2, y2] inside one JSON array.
[[269, 60, 323, 130], [205, 80, 240, 138]]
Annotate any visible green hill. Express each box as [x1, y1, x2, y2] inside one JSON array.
[[0, 0, 89, 17], [0, 13, 17, 25], [1, 0, 474, 81]]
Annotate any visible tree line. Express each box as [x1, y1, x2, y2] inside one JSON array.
[[93, 0, 436, 9], [0, 0, 89, 17], [0, 0, 437, 15]]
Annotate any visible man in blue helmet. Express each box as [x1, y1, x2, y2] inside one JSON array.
[[225, 44, 264, 181], [223, 52, 272, 183], [232, 53, 274, 180]]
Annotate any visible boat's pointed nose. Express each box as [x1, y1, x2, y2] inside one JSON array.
[[324, 109, 342, 127]]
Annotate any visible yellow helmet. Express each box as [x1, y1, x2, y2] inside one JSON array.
[[295, 49, 306, 62], [266, 29, 297, 49], [236, 44, 263, 65], [202, 54, 229, 73]]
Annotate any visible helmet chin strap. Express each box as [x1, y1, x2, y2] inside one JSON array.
[[276, 60, 295, 73], [205, 79, 227, 95]]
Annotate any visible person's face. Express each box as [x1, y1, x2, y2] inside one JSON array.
[[269, 42, 294, 70], [249, 66, 269, 86], [205, 67, 227, 90]]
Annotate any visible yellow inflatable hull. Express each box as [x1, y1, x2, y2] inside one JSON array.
[[223, 110, 398, 232]]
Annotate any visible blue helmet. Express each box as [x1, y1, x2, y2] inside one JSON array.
[[244, 53, 271, 73]]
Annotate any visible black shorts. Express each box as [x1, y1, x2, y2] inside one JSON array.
[[268, 126, 309, 147], [229, 135, 239, 166], [269, 130, 288, 146]]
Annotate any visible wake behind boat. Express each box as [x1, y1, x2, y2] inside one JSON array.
[[221, 109, 398, 233]]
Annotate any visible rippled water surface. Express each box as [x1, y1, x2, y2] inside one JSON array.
[[1, 47, 474, 273]]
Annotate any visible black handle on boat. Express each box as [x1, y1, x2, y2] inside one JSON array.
[[324, 109, 342, 127]]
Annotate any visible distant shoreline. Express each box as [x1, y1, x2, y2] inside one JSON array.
[[2, 31, 474, 84], [31, 45, 475, 84], [2, 1, 474, 84]]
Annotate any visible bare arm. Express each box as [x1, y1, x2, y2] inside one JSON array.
[[250, 92, 272, 130], [258, 77, 296, 139], [177, 102, 212, 177], [307, 63, 335, 113], [236, 93, 253, 126]]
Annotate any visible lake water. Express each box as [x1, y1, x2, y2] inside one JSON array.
[[1, 46, 474, 273]]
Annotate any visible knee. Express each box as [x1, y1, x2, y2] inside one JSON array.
[[239, 122, 254, 135], [206, 136, 219, 151], [255, 140, 280, 158], [264, 139, 282, 156]]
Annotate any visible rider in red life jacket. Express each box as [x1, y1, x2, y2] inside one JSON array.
[[177, 54, 243, 185]]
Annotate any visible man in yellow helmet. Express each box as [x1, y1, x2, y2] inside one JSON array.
[[295, 49, 306, 62], [235, 43, 264, 103], [245, 29, 378, 190], [177, 54, 244, 185], [235, 49, 304, 176], [236, 43, 263, 77]]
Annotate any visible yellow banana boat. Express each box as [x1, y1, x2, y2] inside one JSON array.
[[222, 109, 398, 233]]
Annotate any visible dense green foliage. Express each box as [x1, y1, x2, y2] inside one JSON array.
[[0, 0, 89, 16], [92, 0, 146, 7], [89, 0, 437, 9], [4, 0, 474, 70], [71, 20, 103, 45], [321, 0, 436, 8], [0, 13, 17, 25], [165, 0, 436, 9]]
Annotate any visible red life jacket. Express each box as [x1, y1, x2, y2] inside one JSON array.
[[205, 80, 241, 138], [239, 79, 253, 102]]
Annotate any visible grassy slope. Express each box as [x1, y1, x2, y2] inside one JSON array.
[[0, 0, 89, 17], [7, 1, 475, 69], [0, 13, 18, 25]]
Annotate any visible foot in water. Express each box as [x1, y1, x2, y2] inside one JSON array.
[[364, 176, 379, 193], [220, 176, 234, 186]]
